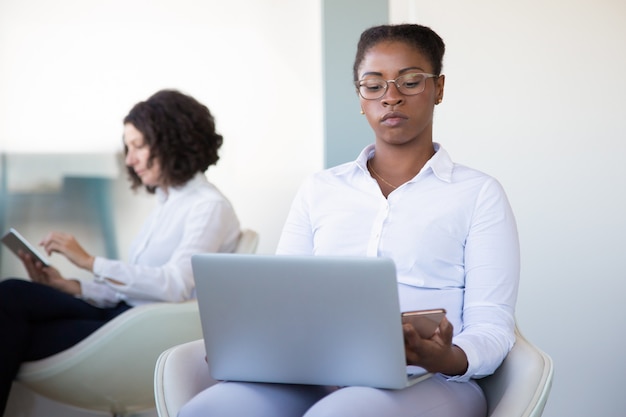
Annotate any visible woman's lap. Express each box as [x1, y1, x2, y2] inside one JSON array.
[[0, 278, 133, 413], [0, 278, 131, 360], [178, 382, 329, 417], [305, 375, 486, 417], [178, 374, 486, 417]]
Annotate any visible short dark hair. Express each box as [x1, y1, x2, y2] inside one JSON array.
[[353, 23, 446, 81], [123, 89, 223, 193]]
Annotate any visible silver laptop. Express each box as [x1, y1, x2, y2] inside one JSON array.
[[191, 253, 431, 389]]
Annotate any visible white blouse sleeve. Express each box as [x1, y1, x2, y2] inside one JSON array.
[[448, 178, 520, 381], [81, 197, 239, 306], [276, 176, 315, 255]]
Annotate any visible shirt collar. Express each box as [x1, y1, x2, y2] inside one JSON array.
[[355, 142, 454, 183], [428, 143, 454, 183], [155, 172, 208, 204]]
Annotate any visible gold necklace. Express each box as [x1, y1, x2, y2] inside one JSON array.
[[367, 159, 397, 189]]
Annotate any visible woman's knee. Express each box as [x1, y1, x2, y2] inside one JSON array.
[[304, 377, 486, 417], [0, 278, 30, 290], [0, 279, 33, 304], [303, 386, 393, 417], [179, 382, 328, 417]]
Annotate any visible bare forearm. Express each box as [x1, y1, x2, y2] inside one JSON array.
[[59, 278, 82, 296], [81, 255, 95, 272]]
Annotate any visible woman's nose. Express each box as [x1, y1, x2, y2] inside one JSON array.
[[125, 150, 135, 166], [382, 83, 404, 107]]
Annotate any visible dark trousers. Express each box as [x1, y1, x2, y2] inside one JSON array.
[[0, 278, 131, 415]]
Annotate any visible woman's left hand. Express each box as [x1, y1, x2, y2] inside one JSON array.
[[19, 251, 81, 295], [403, 316, 468, 376]]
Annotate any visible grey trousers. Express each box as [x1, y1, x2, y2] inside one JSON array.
[[178, 374, 486, 417]]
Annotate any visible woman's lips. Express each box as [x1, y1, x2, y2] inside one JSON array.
[[381, 111, 408, 126]]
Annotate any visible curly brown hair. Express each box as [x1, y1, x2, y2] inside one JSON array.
[[353, 24, 446, 82], [123, 89, 223, 193]]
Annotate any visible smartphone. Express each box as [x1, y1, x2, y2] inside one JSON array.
[[401, 308, 446, 339], [1, 228, 50, 266]]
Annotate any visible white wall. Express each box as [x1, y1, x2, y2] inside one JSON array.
[[391, 1, 626, 416], [0, 0, 324, 257]]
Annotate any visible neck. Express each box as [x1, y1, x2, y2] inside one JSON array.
[[372, 142, 435, 177], [367, 143, 435, 198]]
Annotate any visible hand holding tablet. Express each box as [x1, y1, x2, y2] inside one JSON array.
[[1, 228, 50, 266]]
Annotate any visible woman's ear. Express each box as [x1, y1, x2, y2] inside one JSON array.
[[435, 74, 445, 105]]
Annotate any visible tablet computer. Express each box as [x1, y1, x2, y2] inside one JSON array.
[[1, 228, 50, 266]]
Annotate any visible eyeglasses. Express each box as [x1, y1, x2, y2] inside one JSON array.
[[354, 72, 438, 100]]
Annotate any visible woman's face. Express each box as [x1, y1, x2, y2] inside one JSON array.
[[123, 123, 163, 188], [357, 41, 445, 147]]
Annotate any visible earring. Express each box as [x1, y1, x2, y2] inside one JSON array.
[[436, 98, 442, 105], [360, 109, 364, 115]]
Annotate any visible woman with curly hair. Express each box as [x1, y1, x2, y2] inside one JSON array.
[[0, 89, 241, 414]]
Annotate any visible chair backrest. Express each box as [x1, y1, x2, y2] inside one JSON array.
[[477, 326, 554, 417], [234, 228, 259, 254]]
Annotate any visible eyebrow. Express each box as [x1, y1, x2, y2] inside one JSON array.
[[360, 66, 426, 78], [124, 137, 145, 147]]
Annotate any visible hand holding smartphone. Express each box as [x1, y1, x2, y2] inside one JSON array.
[[1, 228, 50, 266], [401, 308, 446, 339]]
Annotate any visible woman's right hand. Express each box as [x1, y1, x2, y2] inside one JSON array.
[[403, 316, 469, 376], [39, 231, 95, 271]]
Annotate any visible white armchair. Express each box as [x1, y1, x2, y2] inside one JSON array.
[[477, 326, 554, 417], [13, 229, 259, 417], [154, 339, 209, 417], [154, 325, 553, 417]]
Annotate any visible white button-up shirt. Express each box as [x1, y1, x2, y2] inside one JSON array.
[[277, 144, 520, 381], [82, 173, 240, 307]]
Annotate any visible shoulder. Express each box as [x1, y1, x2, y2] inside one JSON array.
[[444, 164, 509, 211], [296, 161, 363, 198], [452, 162, 496, 183], [168, 174, 237, 217], [315, 160, 357, 180], [302, 144, 372, 189], [428, 147, 511, 211], [433, 145, 503, 188]]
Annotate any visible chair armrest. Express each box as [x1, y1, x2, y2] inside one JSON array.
[[477, 327, 554, 417], [155, 339, 216, 417], [17, 301, 203, 414]]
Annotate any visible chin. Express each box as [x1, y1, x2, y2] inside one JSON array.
[[140, 178, 157, 188]]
